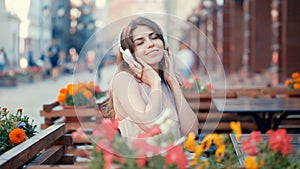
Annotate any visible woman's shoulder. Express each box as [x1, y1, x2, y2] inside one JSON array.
[[112, 71, 138, 86]]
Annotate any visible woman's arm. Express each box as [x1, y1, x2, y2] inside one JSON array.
[[167, 79, 199, 136], [112, 71, 165, 126]]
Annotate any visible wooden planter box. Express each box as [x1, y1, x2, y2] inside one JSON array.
[[0, 123, 92, 169], [0, 75, 17, 87], [40, 101, 103, 133]]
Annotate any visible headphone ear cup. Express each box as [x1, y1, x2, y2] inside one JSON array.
[[163, 35, 168, 50]]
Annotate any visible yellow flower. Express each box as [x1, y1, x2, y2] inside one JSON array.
[[215, 144, 226, 162], [213, 134, 223, 147], [9, 128, 26, 144], [201, 134, 213, 151], [230, 121, 241, 141], [191, 144, 205, 164], [184, 132, 196, 152], [245, 156, 258, 169]]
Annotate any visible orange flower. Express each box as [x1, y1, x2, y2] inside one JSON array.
[[294, 83, 300, 90], [59, 88, 67, 94], [83, 90, 93, 99], [291, 72, 300, 79], [87, 81, 94, 90], [284, 79, 292, 87], [57, 93, 66, 103], [67, 84, 74, 95], [9, 128, 26, 144]]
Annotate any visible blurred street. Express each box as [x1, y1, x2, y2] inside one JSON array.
[[0, 64, 117, 131]]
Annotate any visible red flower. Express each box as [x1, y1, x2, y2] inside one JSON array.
[[192, 75, 200, 82], [165, 145, 187, 169], [137, 125, 161, 138], [94, 85, 101, 93], [93, 119, 119, 141], [183, 79, 194, 89], [131, 138, 161, 157], [136, 157, 147, 168], [267, 129, 293, 155], [103, 150, 125, 169], [242, 131, 263, 155], [71, 128, 89, 144], [206, 83, 213, 90]]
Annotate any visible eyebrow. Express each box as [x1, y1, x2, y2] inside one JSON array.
[[133, 32, 155, 42]]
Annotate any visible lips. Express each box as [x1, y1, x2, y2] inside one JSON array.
[[146, 49, 159, 55]]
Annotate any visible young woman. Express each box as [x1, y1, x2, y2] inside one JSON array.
[[106, 17, 198, 140]]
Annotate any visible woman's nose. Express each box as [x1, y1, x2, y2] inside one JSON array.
[[145, 38, 154, 48]]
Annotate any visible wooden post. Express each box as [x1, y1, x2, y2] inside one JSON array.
[[248, 0, 272, 73], [279, 0, 300, 81], [222, 0, 244, 73]]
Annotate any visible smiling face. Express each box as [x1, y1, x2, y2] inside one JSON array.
[[132, 25, 165, 68]]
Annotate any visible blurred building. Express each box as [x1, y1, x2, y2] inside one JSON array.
[[0, 0, 20, 67], [28, 0, 52, 61]]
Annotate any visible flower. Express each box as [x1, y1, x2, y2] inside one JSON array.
[[244, 156, 258, 169], [182, 75, 213, 92], [0, 108, 37, 155], [230, 121, 242, 141], [57, 81, 106, 106], [242, 129, 300, 169], [242, 131, 262, 155], [9, 128, 26, 144], [285, 72, 300, 90]]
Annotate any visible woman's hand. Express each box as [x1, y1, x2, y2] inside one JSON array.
[[123, 51, 161, 87], [135, 57, 161, 87]]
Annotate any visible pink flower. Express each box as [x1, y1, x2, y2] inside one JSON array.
[[242, 131, 263, 155], [267, 129, 293, 155], [165, 145, 187, 169]]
